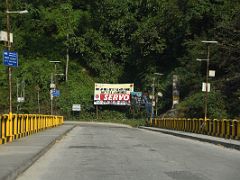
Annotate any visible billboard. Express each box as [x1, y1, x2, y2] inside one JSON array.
[[130, 92, 142, 106], [94, 83, 134, 106]]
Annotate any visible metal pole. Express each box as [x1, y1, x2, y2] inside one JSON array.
[[50, 95, 53, 115], [204, 46, 210, 121], [37, 89, 40, 114], [155, 96, 158, 117], [96, 105, 98, 119], [54, 63, 57, 85], [54, 63, 57, 115], [50, 73, 53, 115], [65, 34, 69, 81], [6, 0, 12, 114], [16, 78, 19, 112], [151, 77, 155, 121]]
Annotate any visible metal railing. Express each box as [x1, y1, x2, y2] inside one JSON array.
[[151, 118, 240, 140], [0, 114, 64, 144]]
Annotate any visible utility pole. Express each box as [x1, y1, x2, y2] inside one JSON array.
[[5, 0, 28, 115], [151, 73, 163, 123], [6, 0, 12, 114], [65, 34, 69, 81], [151, 77, 155, 122], [197, 40, 218, 121]]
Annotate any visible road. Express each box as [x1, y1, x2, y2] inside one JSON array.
[[17, 123, 240, 180]]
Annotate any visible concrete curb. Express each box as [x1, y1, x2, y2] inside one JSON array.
[[139, 126, 240, 151], [3, 125, 76, 180]]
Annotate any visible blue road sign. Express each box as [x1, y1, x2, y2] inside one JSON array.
[[52, 89, 60, 97], [3, 50, 18, 67]]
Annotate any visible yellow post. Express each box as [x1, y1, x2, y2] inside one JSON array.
[[26, 115, 29, 135], [13, 114, 17, 139], [0, 115, 3, 144], [7, 112, 13, 142], [226, 120, 230, 139], [237, 120, 240, 140], [215, 119, 221, 137], [231, 120, 237, 139]]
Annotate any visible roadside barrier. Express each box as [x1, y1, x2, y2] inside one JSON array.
[[0, 114, 64, 144], [151, 118, 240, 140]]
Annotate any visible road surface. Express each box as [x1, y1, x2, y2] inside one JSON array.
[[17, 124, 240, 180]]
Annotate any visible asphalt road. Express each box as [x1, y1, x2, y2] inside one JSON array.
[[17, 124, 240, 180]]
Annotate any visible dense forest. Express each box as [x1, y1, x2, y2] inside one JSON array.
[[0, 0, 240, 119]]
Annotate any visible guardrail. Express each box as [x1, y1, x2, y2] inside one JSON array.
[[150, 118, 240, 140], [0, 114, 64, 144]]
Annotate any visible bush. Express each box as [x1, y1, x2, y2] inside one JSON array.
[[176, 91, 228, 119]]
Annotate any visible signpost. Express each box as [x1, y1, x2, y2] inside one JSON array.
[[72, 104, 81, 119], [3, 50, 18, 67], [51, 89, 60, 97], [0, 31, 13, 43], [72, 104, 81, 111]]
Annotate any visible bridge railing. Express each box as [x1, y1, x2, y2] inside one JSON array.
[[151, 118, 240, 140], [0, 114, 64, 144]]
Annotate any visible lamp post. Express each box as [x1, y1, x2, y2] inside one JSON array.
[[49, 61, 61, 84], [5, 0, 28, 115], [151, 73, 163, 123], [197, 40, 218, 121], [49, 61, 62, 115]]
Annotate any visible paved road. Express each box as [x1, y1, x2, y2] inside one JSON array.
[[17, 124, 240, 180]]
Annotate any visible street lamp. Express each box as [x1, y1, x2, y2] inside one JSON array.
[[5, 0, 28, 115], [151, 73, 163, 123], [197, 40, 218, 121], [49, 61, 61, 115], [6, 10, 28, 14], [49, 61, 63, 115]]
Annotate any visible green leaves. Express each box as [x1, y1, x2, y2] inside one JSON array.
[[177, 92, 227, 119]]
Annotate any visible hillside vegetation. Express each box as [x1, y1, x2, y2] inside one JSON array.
[[0, 0, 239, 119]]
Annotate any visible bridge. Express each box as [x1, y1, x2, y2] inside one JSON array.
[[0, 116, 240, 180]]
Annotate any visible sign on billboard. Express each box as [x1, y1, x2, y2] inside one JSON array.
[[94, 83, 134, 106], [130, 92, 142, 106]]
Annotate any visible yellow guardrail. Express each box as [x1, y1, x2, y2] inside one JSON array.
[[0, 114, 64, 144], [151, 118, 240, 140]]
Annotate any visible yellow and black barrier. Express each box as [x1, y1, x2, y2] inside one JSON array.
[[151, 118, 240, 140], [0, 114, 64, 144]]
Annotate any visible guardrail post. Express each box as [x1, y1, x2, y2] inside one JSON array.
[[208, 119, 213, 136], [215, 119, 221, 137], [237, 120, 240, 140], [6, 113, 13, 142], [12, 114, 17, 139], [231, 120, 238, 139], [226, 120, 231, 139], [0, 115, 4, 144]]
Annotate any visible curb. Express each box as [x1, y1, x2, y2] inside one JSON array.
[[139, 126, 240, 151], [3, 125, 76, 180]]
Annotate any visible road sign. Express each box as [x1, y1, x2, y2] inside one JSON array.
[[0, 31, 13, 43], [50, 83, 56, 89], [17, 97, 25, 103], [72, 104, 81, 111], [3, 50, 18, 67], [209, 70, 215, 77], [51, 89, 60, 97], [202, 82, 210, 92]]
